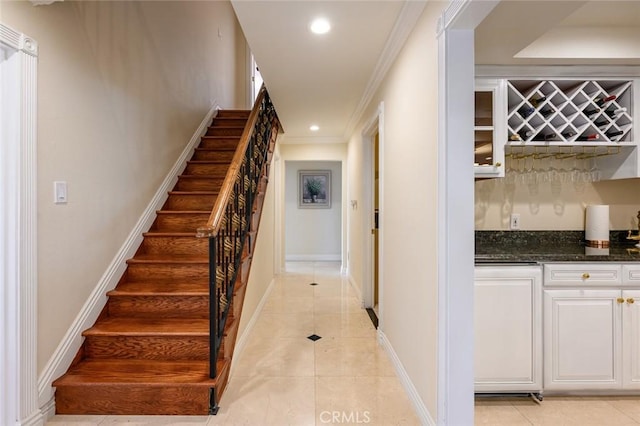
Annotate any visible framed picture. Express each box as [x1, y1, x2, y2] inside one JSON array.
[[298, 170, 331, 208]]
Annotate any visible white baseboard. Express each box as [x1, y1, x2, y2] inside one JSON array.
[[347, 273, 363, 306], [36, 102, 221, 411], [38, 397, 55, 424], [285, 254, 341, 262], [229, 277, 275, 376], [377, 330, 435, 426]]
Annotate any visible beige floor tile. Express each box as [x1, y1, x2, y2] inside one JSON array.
[[262, 295, 315, 314], [99, 416, 209, 425], [314, 296, 362, 314], [314, 312, 376, 338], [315, 336, 395, 377], [45, 416, 106, 426], [315, 376, 420, 425], [232, 336, 315, 377], [312, 280, 358, 298], [511, 397, 638, 426], [271, 280, 316, 298], [215, 376, 315, 425], [251, 312, 315, 338], [474, 403, 533, 425], [605, 397, 640, 423]]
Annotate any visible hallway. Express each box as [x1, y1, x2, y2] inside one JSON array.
[[46, 262, 421, 425]]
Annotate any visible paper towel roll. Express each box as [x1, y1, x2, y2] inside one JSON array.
[[585, 205, 610, 247]]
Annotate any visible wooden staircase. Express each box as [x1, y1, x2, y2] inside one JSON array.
[[53, 109, 271, 415]]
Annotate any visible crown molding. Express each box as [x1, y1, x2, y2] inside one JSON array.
[[343, 1, 427, 140]]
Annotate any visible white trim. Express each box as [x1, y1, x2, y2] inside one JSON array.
[[343, 2, 426, 141], [347, 274, 363, 308], [361, 102, 383, 315], [37, 103, 220, 410], [437, 2, 499, 425], [229, 277, 275, 376], [284, 254, 341, 262], [476, 65, 640, 79], [1, 22, 41, 426], [378, 330, 435, 426]]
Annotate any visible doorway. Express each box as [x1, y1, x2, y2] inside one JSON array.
[[362, 102, 384, 327]]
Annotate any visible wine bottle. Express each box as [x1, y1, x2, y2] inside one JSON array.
[[577, 133, 600, 141], [605, 107, 627, 118], [544, 133, 557, 141], [530, 96, 547, 107], [605, 130, 623, 138], [583, 107, 600, 117], [518, 129, 533, 140], [519, 106, 535, 118], [561, 130, 576, 138], [594, 119, 609, 128], [594, 94, 616, 107], [509, 134, 522, 141], [540, 107, 555, 117]]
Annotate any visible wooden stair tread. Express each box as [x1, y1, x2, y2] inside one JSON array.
[[54, 359, 227, 386], [141, 232, 199, 237], [84, 317, 209, 336], [186, 161, 232, 165], [177, 175, 226, 180], [155, 210, 211, 214], [167, 191, 219, 195], [127, 255, 208, 263], [108, 281, 208, 295], [194, 147, 237, 152]]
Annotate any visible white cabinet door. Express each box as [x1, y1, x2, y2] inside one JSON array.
[[623, 290, 640, 389], [474, 266, 542, 392], [544, 289, 622, 390]]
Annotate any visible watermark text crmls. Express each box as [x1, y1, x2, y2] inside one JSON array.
[[319, 410, 371, 424]]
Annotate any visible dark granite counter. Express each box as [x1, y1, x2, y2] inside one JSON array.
[[476, 231, 640, 263]]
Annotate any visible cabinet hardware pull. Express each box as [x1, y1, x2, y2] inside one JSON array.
[[628, 298, 635, 304], [618, 297, 625, 304], [582, 273, 590, 279], [495, 162, 502, 167]]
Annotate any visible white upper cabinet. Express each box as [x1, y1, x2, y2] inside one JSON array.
[[474, 79, 507, 178]]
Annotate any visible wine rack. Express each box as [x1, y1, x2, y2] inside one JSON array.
[[507, 79, 633, 145]]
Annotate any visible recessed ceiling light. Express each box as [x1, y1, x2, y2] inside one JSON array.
[[310, 18, 331, 35], [310, 125, 320, 132]]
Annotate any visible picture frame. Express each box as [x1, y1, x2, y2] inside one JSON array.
[[298, 170, 331, 209]]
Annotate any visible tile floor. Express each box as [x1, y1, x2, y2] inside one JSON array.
[[46, 262, 420, 425], [45, 261, 640, 425]]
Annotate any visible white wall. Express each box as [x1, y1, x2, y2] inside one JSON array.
[[284, 161, 342, 261], [476, 173, 640, 230], [2, 0, 248, 374], [278, 143, 348, 268], [346, 1, 446, 419]]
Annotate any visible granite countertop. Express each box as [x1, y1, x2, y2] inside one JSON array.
[[475, 231, 640, 263]]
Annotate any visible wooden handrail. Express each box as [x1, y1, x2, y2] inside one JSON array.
[[205, 85, 267, 232]]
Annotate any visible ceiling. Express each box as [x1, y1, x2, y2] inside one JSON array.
[[233, 1, 640, 145]]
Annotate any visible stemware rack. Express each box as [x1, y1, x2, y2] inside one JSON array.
[[507, 79, 633, 145]]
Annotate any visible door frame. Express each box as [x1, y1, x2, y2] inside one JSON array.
[[0, 22, 41, 425], [361, 102, 384, 326]]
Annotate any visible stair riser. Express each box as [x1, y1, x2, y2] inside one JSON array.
[[126, 263, 208, 282], [84, 335, 209, 361], [198, 137, 239, 150], [55, 385, 210, 415], [165, 194, 216, 210], [141, 236, 208, 256], [211, 118, 247, 127], [221, 319, 239, 360], [205, 127, 244, 137], [232, 281, 248, 320], [108, 295, 209, 319], [184, 163, 229, 176], [153, 213, 210, 232], [192, 150, 235, 162], [175, 178, 224, 192], [217, 110, 250, 119]]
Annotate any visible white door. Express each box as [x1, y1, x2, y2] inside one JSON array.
[[474, 266, 542, 392], [544, 289, 622, 390], [623, 290, 640, 389]]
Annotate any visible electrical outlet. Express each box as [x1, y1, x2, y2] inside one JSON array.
[[510, 213, 521, 230]]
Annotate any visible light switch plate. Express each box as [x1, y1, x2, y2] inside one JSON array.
[[510, 213, 520, 230], [54, 181, 67, 204]]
